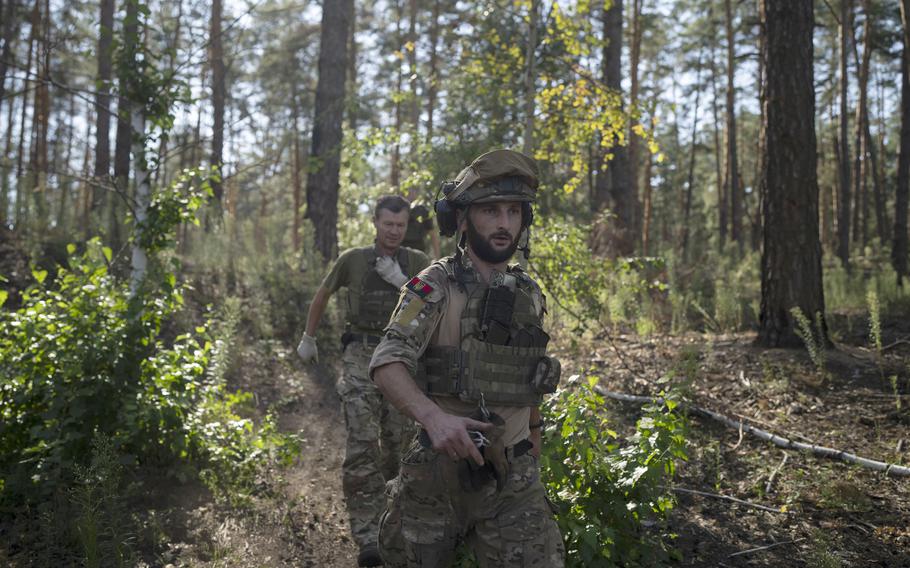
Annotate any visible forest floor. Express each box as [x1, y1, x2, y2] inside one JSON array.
[[135, 311, 910, 568], [5, 309, 909, 566]]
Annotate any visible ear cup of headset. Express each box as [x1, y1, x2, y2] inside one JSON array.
[[521, 202, 533, 230]]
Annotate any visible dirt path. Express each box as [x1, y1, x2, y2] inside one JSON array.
[[141, 340, 360, 567]]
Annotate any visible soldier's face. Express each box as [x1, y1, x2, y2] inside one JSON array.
[[463, 201, 523, 264], [374, 208, 409, 250]]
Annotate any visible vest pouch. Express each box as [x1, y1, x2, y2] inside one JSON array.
[[480, 285, 516, 345], [461, 337, 546, 406], [531, 355, 561, 394]]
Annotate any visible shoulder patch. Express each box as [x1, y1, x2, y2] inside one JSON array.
[[405, 276, 434, 298]]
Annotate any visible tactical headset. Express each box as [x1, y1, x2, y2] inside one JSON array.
[[433, 179, 534, 238]]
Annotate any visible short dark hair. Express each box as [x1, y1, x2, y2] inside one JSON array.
[[374, 195, 411, 217]]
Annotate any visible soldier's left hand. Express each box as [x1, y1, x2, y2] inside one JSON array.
[[376, 256, 408, 288]]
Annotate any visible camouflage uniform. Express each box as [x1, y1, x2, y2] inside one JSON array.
[[369, 252, 565, 567], [321, 244, 430, 551]]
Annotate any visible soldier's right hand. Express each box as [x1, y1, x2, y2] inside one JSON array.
[[423, 411, 492, 467], [296, 333, 318, 363]]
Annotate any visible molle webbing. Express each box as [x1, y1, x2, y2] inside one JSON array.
[[348, 248, 410, 333], [418, 341, 547, 406], [417, 262, 549, 406]]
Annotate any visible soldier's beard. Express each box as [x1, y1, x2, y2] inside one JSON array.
[[465, 217, 519, 264]]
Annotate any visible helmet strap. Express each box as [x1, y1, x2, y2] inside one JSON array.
[[519, 227, 531, 259]]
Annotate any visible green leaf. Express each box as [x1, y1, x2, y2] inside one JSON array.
[[0, 290, 7, 308], [103, 247, 113, 262], [32, 269, 48, 284], [66, 243, 76, 254]]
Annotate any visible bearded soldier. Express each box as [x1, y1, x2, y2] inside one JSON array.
[[297, 195, 431, 567], [370, 150, 564, 567]]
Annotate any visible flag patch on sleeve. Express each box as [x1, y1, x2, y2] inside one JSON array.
[[405, 276, 434, 299]]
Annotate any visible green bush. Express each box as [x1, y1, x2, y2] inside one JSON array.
[[530, 216, 668, 334], [0, 240, 295, 506], [540, 376, 687, 567]]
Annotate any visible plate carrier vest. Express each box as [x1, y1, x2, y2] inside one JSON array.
[[416, 258, 551, 406]]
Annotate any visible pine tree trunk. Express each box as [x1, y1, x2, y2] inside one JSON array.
[[30, 0, 49, 232], [425, 0, 439, 143], [710, 32, 726, 249], [347, 2, 357, 131], [14, 0, 37, 228], [895, 0, 910, 286], [0, 0, 18, 109], [306, 0, 354, 262], [291, 83, 302, 252], [92, 0, 114, 218], [390, 0, 402, 190], [836, 0, 853, 268], [594, 0, 635, 256], [210, 0, 225, 217], [724, 0, 741, 252], [112, 0, 138, 251], [628, 0, 643, 245], [522, 0, 539, 156], [757, 0, 826, 348], [57, 92, 76, 231], [682, 50, 703, 261], [408, 0, 419, 160]]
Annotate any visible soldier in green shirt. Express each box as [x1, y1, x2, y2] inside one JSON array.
[[297, 195, 431, 567]]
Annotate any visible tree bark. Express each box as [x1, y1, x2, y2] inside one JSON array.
[[836, 0, 852, 268], [14, 0, 37, 228], [710, 24, 726, 249], [425, 0, 440, 143], [408, 0, 419, 158], [92, 0, 115, 217], [306, 0, 354, 262], [112, 0, 138, 252], [29, 0, 49, 232], [522, 0, 539, 156], [594, 0, 635, 256], [682, 50, 704, 262], [628, 0, 643, 247], [291, 82, 303, 252], [757, 0, 826, 348], [0, 0, 19, 108], [210, 0, 225, 217], [851, 1, 871, 247], [724, 0, 741, 251], [390, 0, 402, 189], [895, 0, 910, 286]]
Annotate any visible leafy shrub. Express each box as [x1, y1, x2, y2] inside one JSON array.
[[540, 376, 688, 567], [530, 216, 668, 334], [0, 170, 298, 511], [0, 239, 294, 506]]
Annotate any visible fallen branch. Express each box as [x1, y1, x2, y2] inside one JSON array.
[[728, 538, 805, 558], [882, 339, 910, 352], [667, 487, 786, 514], [765, 453, 789, 495], [596, 387, 910, 477]]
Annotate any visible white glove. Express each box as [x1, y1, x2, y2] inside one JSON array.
[[376, 256, 408, 288], [297, 333, 318, 363]]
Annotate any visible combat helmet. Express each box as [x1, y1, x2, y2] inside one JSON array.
[[435, 149, 539, 238]]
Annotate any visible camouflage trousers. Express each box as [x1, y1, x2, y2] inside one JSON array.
[[338, 341, 413, 549], [379, 439, 565, 567]]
